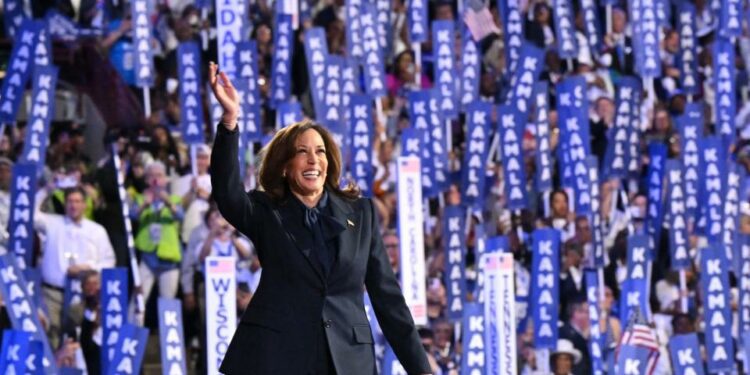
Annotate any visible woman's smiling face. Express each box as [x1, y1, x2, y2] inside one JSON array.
[[285, 128, 328, 199]]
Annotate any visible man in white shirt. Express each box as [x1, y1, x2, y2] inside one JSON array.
[[36, 186, 116, 348]]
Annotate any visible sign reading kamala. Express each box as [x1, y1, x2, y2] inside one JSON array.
[[623, 234, 650, 322], [349, 95, 374, 197], [8, 163, 38, 269], [737, 235, 750, 335], [21, 65, 58, 168], [700, 244, 734, 373], [460, 303, 485, 374], [432, 20, 457, 119], [645, 143, 667, 254], [461, 102, 491, 208], [557, 76, 592, 215], [428, 90, 448, 193], [215, 0, 242, 80], [719, 0, 742, 38], [0, 20, 41, 124], [269, 13, 293, 108], [497, 0, 522, 74], [497, 105, 528, 209], [634, 0, 660, 77], [235, 41, 262, 142], [3, 0, 25, 39], [101, 268, 129, 374], [714, 37, 736, 144], [277, 101, 303, 128], [587, 157, 605, 267], [106, 323, 149, 375], [533, 82, 552, 192], [678, 104, 701, 220], [723, 163, 743, 269], [0, 330, 32, 373], [531, 229, 560, 349], [304, 27, 329, 119], [0, 254, 55, 373], [407, 0, 427, 43], [551, 0, 577, 59], [669, 334, 705, 375], [361, 4, 386, 98], [699, 136, 726, 243], [345, 0, 364, 61], [507, 43, 544, 116], [177, 42, 204, 144], [205, 257, 237, 375], [322, 55, 344, 131], [484, 252, 516, 375], [585, 270, 605, 375], [677, 3, 698, 94], [408, 91, 434, 197], [665, 160, 690, 270], [443, 205, 466, 321], [131, 0, 154, 87], [460, 31, 480, 112], [157, 299, 187, 375], [580, 0, 601, 54], [396, 156, 428, 325]]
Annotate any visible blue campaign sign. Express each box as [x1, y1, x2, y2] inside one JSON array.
[[551, 0, 578, 59], [530, 229, 560, 349], [408, 91, 434, 197], [699, 136, 726, 244], [349, 94, 374, 197], [346, 0, 364, 61], [101, 268, 129, 374], [236, 41, 262, 142], [714, 37, 736, 144], [665, 160, 691, 270], [131, 0, 155, 87], [304, 27, 329, 120], [460, 303, 485, 374], [460, 30, 480, 112], [276, 101, 303, 129], [624, 234, 650, 321], [719, 0, 742, 38], [507, 43, 544, 116], [677, 3, 699, 94], [432, 20, 457, 119], [0, 20, 41, 124], [341, 58, 361, 122], [485, 236, 509, 253], [700, 244, 734, 373], [361, 4, 386, 98], [106, 323, 149, 375], [678, 103, 702, 220], [723, 163, 743, 271], [533, 82, 553, 192], [270, 13, 293, 108], [669, 334, 706, 375], [497, 105, 528, 209], [63, 275, 83, 321], [177, 42, 204, 144], [322, 55, 344, 129], [3, 0, 25, 39], [157, 299, 187, 375], [461, 102, 491, 208], [21, 65, 58, 169], [585, 270, 605, 375], [580, 0, 601, 54], [586, 157, 605, 267], [443, 205, 466, 321], [616, 344, 656, 375], [8, 163, 38, 269], [34, 26, 51, 68], [0, 255, 55, 373], [557, 76, 591, 215], [634, 0, 660, 77], [735, 235, 750, 334], [374, 0, 391, 51], [407, 0, 427, 43], [645, 143, 667, 255], [428, 90, 449, 193], [0, 330, 31, 373], [400, 128, 421, 160], [497, 0, 523, 74]]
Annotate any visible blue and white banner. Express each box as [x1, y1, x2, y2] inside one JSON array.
[[3, 0, 26, 39], [20, 65, 57, 170], [719, 0, 742, 38], [484, 252, 516, 375], [533, 83, 553, 192], [374, 0, 391, 51], [580, 0, 601, 55], [322, 55, 344, 130], [723, 163, 743, 270], [408, 91, 434, 197], [634, 0, 660, 77], [361, 4, 387, 98], [270, 13, 293, 108], [668, 334, 705, 375], [215, 0, 242, 80], [45, 10, 104, 42], [737, 235, 750, 335], [678, 103, 702, 220], [623, 235, 650, 322], [62, 275, 83, 321], [665, 160, 691, 270], [530, 229, 560, 349], [177, 42, 204, 144], [462, 102, 492, 208], [443, 205, 466, 321], [497, 105, 528, 209], [346, 0, 364, 61], [101, 267, 129, 374], [276, 101, 303, 128], [157, 299, 187, 375], [397, 156, 428, 326], [407, 0, 428, 43], [700, 244, 734, 373], [236, 41, 262, 142], [645, 143, 667, 253], [0, 20, 41, 124], [603, 77, 639, 179], [205, 257, 237, 375], [507, 43, 544, 116], [304, 27, 329, 120], [341, 58, 360, 121], [714, 37, 736, 144], [486, 236, 510, 254], [429, 90, 449, 193], [0, 255, 55, 373], [34, 27, 51, 68], [551, 0, 578, 59], [585, 270, 605, 375], [381, 343, 406, 375], [106, 323, 149, 375], [400, 128, 420, 159], [8, 163, 37, 269], [460, 32, 480, 112], [616, 344, 657, 375], [699, 136, 725, 243], [131, 0, 154, 87], [22, 268, 45, 317], [0, 330, 31, 373], [587, 157, 606, 267], [432, 20, 457, 119], [363, 293, 385, 366], [349, 94, 374, 197], [557, 76, 592, 215], [460, 302, 485, 374], [498, 0, 523, 74], [677, 3, 699, 94]]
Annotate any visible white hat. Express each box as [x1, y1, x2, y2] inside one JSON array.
[[551, 339, 582, 364]]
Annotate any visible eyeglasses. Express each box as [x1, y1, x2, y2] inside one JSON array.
[[384, 244, 399, 249]]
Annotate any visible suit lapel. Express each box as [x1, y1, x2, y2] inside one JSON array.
[[275, 199, 326, 283], [328, 193, 361, 280]]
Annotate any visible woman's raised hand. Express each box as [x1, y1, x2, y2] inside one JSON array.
[[208, 61, 240, 130]]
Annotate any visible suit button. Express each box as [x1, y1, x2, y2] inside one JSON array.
[[324, 320, 332, 328]]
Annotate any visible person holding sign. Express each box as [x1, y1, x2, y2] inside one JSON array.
[[208, 61, 432, 375]]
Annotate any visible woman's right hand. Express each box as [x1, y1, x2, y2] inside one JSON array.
[[208, 61, 240, 130]]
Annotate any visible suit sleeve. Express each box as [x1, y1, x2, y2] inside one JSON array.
[[210, 124, 262, 245], [363, 198, 431, 374]]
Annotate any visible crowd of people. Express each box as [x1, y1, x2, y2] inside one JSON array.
[[1, 0, 749, 374]]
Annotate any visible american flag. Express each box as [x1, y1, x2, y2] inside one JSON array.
[[207, 258, 234, 274], [615, 313, 660, 375], [400, 157, 420, 173]]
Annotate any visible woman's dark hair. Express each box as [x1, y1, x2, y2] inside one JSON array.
[[258, 120, 360, 201]]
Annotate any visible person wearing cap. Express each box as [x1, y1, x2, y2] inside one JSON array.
[[550, 339, 582, 375]]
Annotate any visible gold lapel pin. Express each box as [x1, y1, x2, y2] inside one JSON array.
[[347, 219, 355, 227]]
